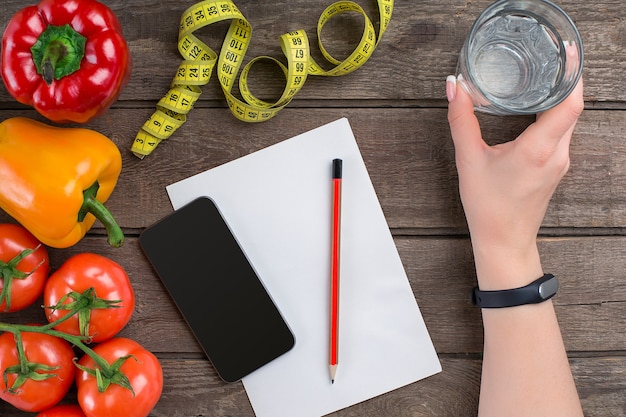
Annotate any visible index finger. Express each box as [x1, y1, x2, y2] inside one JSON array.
[[447, 75, 487, 159]]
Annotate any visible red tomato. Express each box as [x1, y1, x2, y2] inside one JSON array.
[[0, 330, 75, 412], [76, 338, 163, 417], [43, 253, 135, 343], [37, 404, 87, 417], [0, 223, 50, 312]]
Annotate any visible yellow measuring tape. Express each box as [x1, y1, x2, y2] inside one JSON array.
[[132, 0, 394, 158]]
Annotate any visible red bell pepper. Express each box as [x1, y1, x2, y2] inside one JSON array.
[[1, 0, 131, 124]]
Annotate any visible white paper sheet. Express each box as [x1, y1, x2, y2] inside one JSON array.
[[166, 118, 441, 417]]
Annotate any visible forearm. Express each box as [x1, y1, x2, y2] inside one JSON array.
[[474, 248, 584, 417], [447, 75, 585, 416]]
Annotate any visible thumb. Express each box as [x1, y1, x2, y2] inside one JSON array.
[[526, 79, 584, 147], [447, 75, 485, 157]]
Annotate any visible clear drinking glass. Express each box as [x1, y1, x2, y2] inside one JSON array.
[[456, 0, 583, 115]]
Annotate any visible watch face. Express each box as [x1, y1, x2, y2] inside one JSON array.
[[538, 276, 559, 300]]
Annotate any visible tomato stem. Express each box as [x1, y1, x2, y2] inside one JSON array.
[[0, 281, 135, 395], [2, 329, 61, 393], [43, 287, 123, 339], [0, 323, 113, 379], [14, 331, 28, 375], [0, 245, 46, 311], [0, 317, 134, 394]]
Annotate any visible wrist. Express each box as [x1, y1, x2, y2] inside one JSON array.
[[471, 241, 543, 291], [472, 273, 558, 308]]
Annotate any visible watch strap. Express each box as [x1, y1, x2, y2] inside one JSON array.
[[472, 273, 559, 308]]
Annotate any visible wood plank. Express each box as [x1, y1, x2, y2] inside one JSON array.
[[0, 358, 477, 417], [0, 1, 624, 104], [1, 107, 625, 230], [401, 236, 626, 353], [3, 235, 624, 356], [572, 356, 626, 417], [0, 356, 623, 416]]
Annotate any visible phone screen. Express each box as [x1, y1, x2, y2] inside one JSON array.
[[140, 197, 295, 382]]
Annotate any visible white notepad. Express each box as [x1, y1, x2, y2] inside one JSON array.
[[167, 118, 441, 417]]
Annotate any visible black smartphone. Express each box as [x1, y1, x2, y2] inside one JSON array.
[[140, 196, 295, 382]]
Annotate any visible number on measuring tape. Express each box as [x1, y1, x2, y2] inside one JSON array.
[[132, 0, 394, 158]]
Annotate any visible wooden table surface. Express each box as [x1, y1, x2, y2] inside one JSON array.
[[1, 0, 625, 416]]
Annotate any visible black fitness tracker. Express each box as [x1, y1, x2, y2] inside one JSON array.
[[472, 273, 559, 308]]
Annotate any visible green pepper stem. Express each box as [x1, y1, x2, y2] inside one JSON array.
[[81, 182, 125, 248], [41, 41, 64, 85], [30, 24, 87, 85]]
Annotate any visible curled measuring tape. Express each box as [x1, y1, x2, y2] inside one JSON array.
[[132, 0, 393, 158]]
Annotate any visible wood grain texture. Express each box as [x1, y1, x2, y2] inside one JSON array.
[[0, 0, 624, 104], [0, 0, 624, 416]]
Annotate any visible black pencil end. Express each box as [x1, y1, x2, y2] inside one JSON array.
[[332, 158, 343, 179]]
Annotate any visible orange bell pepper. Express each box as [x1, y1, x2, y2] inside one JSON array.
[[0, 117, 124, 248]]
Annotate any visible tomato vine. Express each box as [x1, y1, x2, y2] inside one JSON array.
[[0, 288, 135, 394]]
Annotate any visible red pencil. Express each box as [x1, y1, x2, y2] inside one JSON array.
[[330, 158, 342, 384]]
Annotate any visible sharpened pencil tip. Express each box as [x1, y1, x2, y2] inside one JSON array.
[[329, 364, 338, 384]]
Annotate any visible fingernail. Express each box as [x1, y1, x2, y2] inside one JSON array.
[[446, 75, 457, 102]]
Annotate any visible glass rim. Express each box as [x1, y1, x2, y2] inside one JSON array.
[[462, 0, 584, 114]]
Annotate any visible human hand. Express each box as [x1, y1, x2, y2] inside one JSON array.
[[446, 76, 584, 289]]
